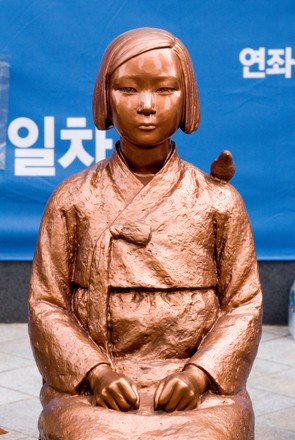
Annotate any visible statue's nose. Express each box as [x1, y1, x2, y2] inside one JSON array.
[[137, 92, 156, 115]]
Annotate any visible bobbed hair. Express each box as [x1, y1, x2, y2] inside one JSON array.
[[93, 28, 200, 134]]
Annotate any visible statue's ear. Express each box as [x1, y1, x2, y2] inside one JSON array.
[[210, 150, 236, 182]]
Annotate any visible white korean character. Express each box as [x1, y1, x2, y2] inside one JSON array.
[[95, 129, 113, 162], [266, 48, 295, 79], [58, 117, 94, 168], [285, 48, 295, 78], [9, 117, 55, 176], [239, 48, 266, 78]]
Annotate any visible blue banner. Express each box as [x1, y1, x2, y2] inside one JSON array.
[[0, 0, 294, 260]]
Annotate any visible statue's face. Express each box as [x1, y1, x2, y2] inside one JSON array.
[[109, 48, 184, 148]]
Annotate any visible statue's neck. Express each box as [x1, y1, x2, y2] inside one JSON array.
[[119, 138, 172, 175]]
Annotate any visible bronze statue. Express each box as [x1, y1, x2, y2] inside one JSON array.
[[28, 28, 262, 439]]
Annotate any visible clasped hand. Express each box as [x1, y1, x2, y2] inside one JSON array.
[[154, 365, 209, 412], [87, 364, 209, 413], [87, 364, 140, 412]]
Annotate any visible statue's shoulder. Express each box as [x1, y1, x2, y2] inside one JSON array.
[[181, 157, 244, 213], [204, 171, 244, 211], [47, 159, 109, 210]]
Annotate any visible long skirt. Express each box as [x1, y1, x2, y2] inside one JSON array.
[[38, 383, 254, 440]]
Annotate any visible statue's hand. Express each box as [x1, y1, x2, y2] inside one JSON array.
[[154, 365, 209, 412], [87, 364, 140, 412]]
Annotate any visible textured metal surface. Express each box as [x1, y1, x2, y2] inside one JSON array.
[[28, 28, 262, 439], [0, 261, 290, 324]]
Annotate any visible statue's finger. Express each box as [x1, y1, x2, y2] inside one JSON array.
[[108, 385, 135, 411], [117, 379, 139, 406], [163, 382, 186, 412], [157, 379, 177, 407], [174, 392, 195, 411], [104, 393, 120, 411], [131, 383, 140, 409], [153, 380, 166, 409], [185, 398, 199, 411], [93, 394, 108, 408]]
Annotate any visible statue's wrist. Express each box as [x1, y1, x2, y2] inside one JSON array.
[[184, 364, 210, 395], [86, 363, 111, 391]]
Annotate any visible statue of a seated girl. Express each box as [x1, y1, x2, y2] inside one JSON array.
[[29, 27, 262, 440]]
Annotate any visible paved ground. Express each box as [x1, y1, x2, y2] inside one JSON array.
[[0, 324, 294, 439]]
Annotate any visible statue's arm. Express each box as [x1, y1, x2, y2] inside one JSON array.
[[154, 186, 262, 411], [28, 191, 110, 394], [185, 187, 262, 395]]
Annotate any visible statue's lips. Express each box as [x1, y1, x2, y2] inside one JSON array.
[[138, 124, 156, 130]]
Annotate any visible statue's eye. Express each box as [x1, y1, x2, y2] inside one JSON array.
[[118, 87, 137, 94], [157, 87, 176, 94]]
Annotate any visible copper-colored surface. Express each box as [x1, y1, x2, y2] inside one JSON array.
[[210, 150, 236, 182], [28, 28, 262, 439]]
